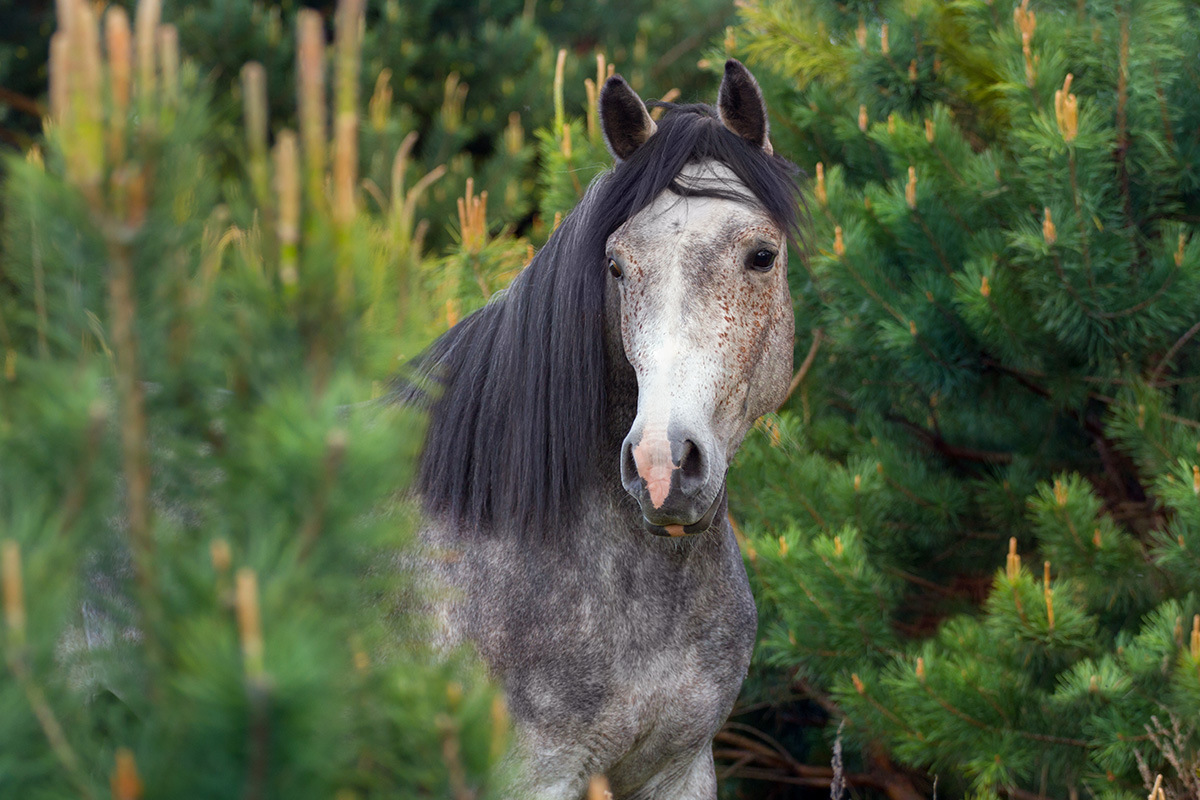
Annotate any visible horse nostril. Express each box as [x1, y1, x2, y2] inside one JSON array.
[[678, 439, 706, 495]]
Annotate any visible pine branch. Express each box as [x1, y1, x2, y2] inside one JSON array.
[[916, 680, 1090, 749], [886, 412, 1014, 465], [1090, 392, 1200, 430]]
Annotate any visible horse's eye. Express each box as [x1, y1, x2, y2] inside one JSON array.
[[748, 249, 777, 271], [608, 258, 623, 279]]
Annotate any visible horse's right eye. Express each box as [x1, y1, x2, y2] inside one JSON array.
[[608, 258, 623, 279]]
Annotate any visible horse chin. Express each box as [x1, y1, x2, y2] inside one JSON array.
[[641, 487, 726, 538]]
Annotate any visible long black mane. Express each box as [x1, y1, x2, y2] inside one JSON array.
[[415, 102, 806, 537]]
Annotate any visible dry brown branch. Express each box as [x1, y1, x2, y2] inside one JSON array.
[[785, 328, 825, 403]]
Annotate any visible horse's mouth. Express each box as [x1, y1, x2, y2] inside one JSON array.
[[642, 487, 726, 538]]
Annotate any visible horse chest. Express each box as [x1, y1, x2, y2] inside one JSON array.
[[599, 615, 753, 795], [604, 560, 756, 737], [429, 518, 756, 794]]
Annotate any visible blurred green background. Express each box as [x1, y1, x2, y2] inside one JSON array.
[[3, 1, 1200, 799]]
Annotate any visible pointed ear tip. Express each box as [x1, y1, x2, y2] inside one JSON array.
[[603, 74, 629, 91], [724, 59, 754, 78]]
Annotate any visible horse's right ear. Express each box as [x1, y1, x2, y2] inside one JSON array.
[[599, 75, 657, 162], [718, 59, 773, 154]]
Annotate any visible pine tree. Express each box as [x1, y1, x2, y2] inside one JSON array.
[[0, 1, 511, 796], [720, 1, 1200, 798], [2, 0, 738, 256]]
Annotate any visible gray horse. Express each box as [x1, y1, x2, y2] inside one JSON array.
[[414, 60, 804, 799]]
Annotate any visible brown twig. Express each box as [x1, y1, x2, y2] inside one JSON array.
[[57, 402, 107, 537], [715, 766, 833, 789], [882, 566, 958, 596], [1068, 150, 1094, 289], [243, 681, 271, 800], [723, 722, 809, 771], [886, 413, 1013, 465], [104, 213, 160, 661], [298, 429, 347, 559], [652, 27, 716, 78], [4, 544, 96, 800], [785, 328, 824, 403], [8, 658, 98, 800], [715, 731, 927, 800], [438, 714, 473, 800], [1001, 784, 1069, 800], [715, 731, 791, 768], [1115, 6, 1133, 236], [911, 209, 954, 276], [1149, 319, 1200, 385], [0, 86, 45, 118]]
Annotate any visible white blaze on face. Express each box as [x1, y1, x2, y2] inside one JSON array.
[[628, 261, 687, 510], [612, 161, 795, 520]]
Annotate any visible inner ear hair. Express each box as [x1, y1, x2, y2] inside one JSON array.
[[600, 75, 658, 162], [717, 59, 772, 154]]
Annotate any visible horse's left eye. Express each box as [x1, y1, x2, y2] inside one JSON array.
[[748, 249, 777, 271]]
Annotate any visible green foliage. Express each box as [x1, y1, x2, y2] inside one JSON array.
[[12, 0, 1200, 797], [727, 0, 1200, 796], [131, 0, 735, 248], [0, 1, 509, 795], [1, 0, 736, 262]]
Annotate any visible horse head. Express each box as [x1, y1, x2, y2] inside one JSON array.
[[600, 62, 797, 537]]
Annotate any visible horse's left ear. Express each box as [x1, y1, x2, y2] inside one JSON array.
[[718, 59, 773, 155]]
